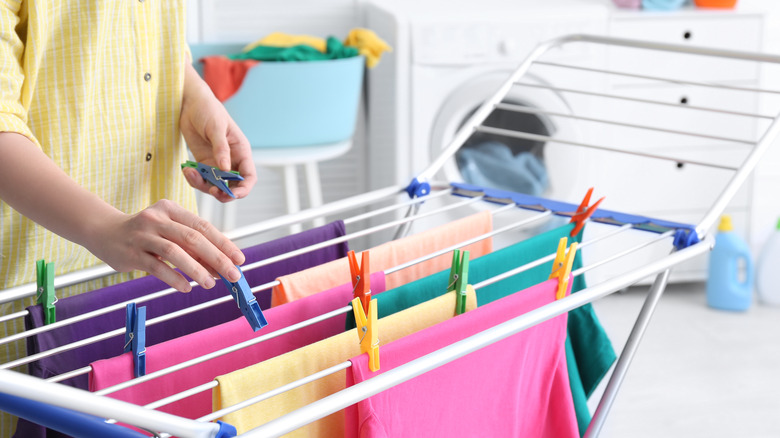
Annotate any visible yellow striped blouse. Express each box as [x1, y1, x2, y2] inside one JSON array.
[[0, 2, 196, 434]]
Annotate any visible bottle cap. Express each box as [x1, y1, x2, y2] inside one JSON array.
[[718, 215, 733, 232]]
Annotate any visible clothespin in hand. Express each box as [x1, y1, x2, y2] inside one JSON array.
[[448, 250, 470, 315], [220, 265, 268, 332], [549, 238, 578, 300], [348, 251, 371, 314], [181, 160, 244, 198], [570, 188, 605, 237], [352, 297, 379, 372], [124, 303, 146, 378], [35, 259, 57, 325]]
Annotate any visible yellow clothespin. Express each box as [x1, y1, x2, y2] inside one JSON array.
[[352, 297, 379, 372], [549, 237, 578, 300]]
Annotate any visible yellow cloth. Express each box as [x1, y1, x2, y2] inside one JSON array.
[[272, 211, 493, 306], [343, 28, 392, 69], [243, 32, 327, 53], [0, 3, 195, 434], [213, 288, 478, 436]]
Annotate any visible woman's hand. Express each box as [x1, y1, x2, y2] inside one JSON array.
[[90, 200, 245, 292], [179, 62, 256, 203]]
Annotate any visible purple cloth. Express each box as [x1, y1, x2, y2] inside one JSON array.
[[16, 221, 348, 438]]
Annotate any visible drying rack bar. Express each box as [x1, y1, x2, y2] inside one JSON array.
[[494, 102, 757, 145], [514, 82, 773, 120], [239, 235, 714, 438], [533, 60, 780, 95], [475, 126, 740, 170]]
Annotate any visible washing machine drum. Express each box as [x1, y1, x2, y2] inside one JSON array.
[[431, 72, 585, 202]]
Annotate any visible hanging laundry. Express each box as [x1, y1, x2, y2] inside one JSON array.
[[201, 57, 260, 102], [271, 210, 493, 306], [229, 37, 358, 62], [342, 222, 615, 436], [87, 272, 385, 421], [17, 221, 349, 437], [343, 28, 392, 68], [345, 278, 578, 438], [212, 290, 478, 436]]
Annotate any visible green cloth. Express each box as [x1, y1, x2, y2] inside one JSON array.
[[345, 223, 616, 436], [228, 37, 358, 62]]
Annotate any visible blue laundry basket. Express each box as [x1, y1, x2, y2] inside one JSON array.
[[190, 44, 364, 148]]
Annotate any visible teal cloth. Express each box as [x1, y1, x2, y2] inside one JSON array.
[[345, 223, 616, 436], [228, 37, 358, 62]]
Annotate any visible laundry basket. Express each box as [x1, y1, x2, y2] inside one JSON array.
[[190, 43, 364, 147]]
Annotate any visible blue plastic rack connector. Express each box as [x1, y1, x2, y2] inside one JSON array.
[[124, 303, 146, 378], [673, 228, 700, 250], [405, 177, 431, 199], [215, 421, 238, 438], [220, 265, 268, 332]]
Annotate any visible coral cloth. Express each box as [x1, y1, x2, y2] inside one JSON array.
[[343, 28, 392, 69], [88, 272, 386, 421], [345, 278, 577, 438], [213, 288, 478, 436], [271, 211, 493, 306], [200, 56, 259, 102]]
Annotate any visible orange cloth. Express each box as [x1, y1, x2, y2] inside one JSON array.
[[200, 56, 259, 102], [271, 211, 493, 306]]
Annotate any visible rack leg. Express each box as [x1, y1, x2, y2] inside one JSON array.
[[584, 268, 672, 438]]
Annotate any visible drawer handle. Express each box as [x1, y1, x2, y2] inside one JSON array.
[[680, 96, 688, 105], [676, 162, 685, 169], [683, 31, 692, 40]]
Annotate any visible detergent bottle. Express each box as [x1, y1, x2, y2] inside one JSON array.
[[706, 215, 754, 311], [756, 217, 780, 306]]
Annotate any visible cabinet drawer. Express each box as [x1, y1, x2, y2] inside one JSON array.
[[574, 145, 752, 214], [591, 83, 759, 150], [607, 16, 762, 85]]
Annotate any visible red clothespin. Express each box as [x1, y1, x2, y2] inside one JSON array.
[[570, 188, 605, 237], [348, 250, 371, 314], [549, 237, 578, 300], [352, 297, 380, 372]]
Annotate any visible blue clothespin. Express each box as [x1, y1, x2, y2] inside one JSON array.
[[35, 259, 57, 325], [219, 265, 268, 332], [181, 160, 244, 198], [124, 303, 146, 378], [447, 250, 470, 315]]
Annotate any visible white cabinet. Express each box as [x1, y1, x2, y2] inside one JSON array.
[[584, 8, 764, 284]]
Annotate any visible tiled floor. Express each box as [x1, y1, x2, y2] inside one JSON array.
[[589, 281, 780, 438]]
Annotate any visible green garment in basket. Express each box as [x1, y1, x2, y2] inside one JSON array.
[[345, 222, 616, 436], [228, 36, 358, 62]]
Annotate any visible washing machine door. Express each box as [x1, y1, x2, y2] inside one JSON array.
[[430, 71, 587, 203]]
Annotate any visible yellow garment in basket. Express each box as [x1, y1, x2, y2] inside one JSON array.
[[213, 288, 477, 436], [243, 32, 327, 53], [344, 28, 393, 68], [271, 211, 493, 306]]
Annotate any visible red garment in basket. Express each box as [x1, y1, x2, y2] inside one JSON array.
[[88, 272, 385, 420], [201, 56, 259, 102], [345, 277, 578, 438]]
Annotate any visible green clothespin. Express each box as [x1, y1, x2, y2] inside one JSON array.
[[448, 250, 470, 315], [36, 259, 56, 325]]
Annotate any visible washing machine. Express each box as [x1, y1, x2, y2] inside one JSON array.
[[364, 0, 610, 247]]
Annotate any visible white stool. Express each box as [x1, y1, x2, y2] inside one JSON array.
[[199, 140, 351, 233]]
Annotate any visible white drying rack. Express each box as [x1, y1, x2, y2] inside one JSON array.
[[1, 34, 779, 437]]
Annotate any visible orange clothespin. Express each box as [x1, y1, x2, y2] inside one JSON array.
[[549, 237, 578, 300], [348, 250, 371, 314], [352, 297, 380, 372], [570, 188, 605, 237]]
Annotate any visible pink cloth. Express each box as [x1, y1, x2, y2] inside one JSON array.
[[345, 277, 578, 438], [89, 272, 386, 420]]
